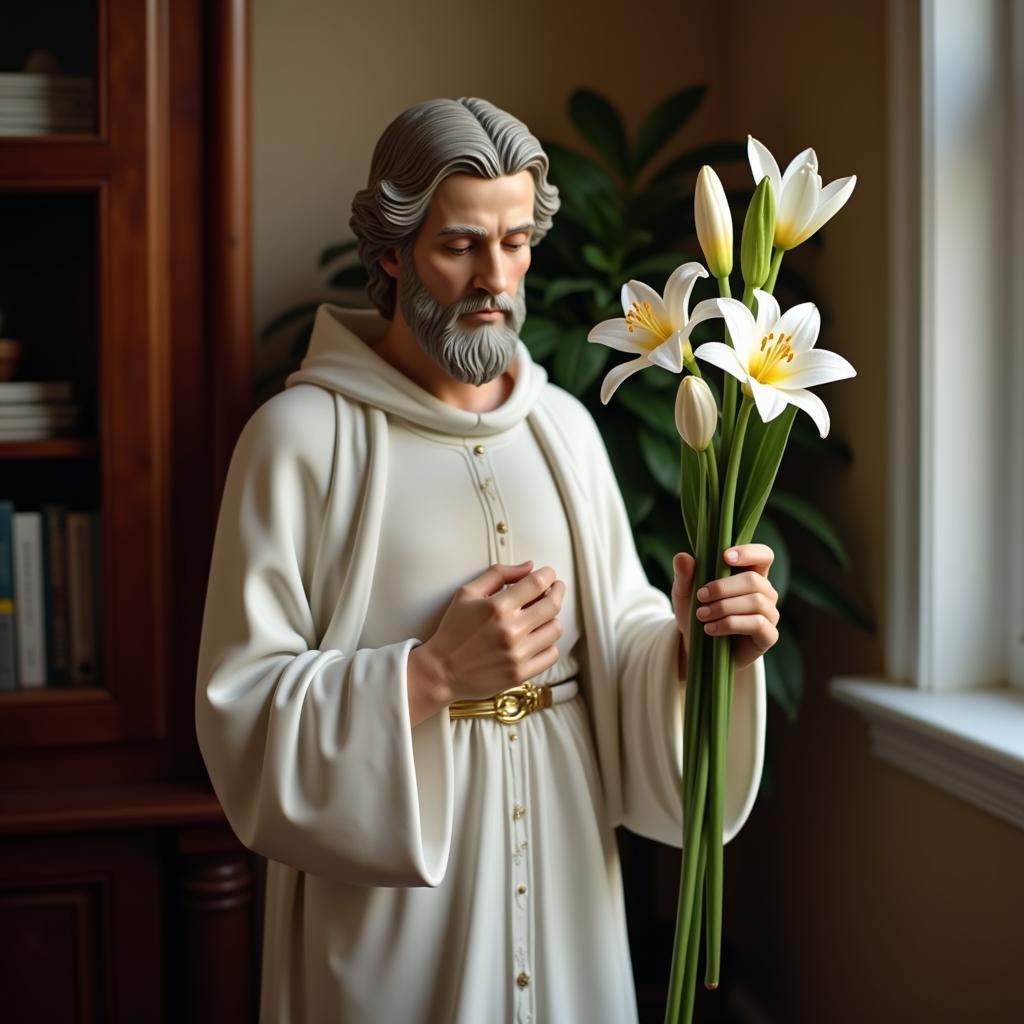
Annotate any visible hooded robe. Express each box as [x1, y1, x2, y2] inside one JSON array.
[[196, 304, 766, 1023]]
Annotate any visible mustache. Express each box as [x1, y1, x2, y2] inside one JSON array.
[[447, 293, 517, 319]]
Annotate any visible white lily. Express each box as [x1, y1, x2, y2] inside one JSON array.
[[675, 375, 718, 451], [695, 165, 732, 280], [588, 262, 722, 404], [747, 136, 856, 251], [694, 290, 856, 438]]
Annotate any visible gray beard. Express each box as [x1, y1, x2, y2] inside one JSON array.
[[397, 253, 527, 386]]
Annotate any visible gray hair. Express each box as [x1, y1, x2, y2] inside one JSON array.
[[350, 97, 560, 319]]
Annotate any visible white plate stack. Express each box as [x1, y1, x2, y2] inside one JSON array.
[[0, 73, 94, 136]]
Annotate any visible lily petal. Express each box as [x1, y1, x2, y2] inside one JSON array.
[[692, 341, 748, 382], [588, 317, 651, 354], [714, 297, 757, 363], [648, 332, 685, 372], [663, 262, 708, 324], [749, 377, 789, 423], [791, 174, 857, 247], [622, 279, 670, 332], [780, 349, 857, 388], [747, 136, 782, 202], [781, 146, 818, 189], [751, 289, 780, 340], [782, 386, 831, 437], [600, 356, 650, 404], [775, 301, 821, 353], [776, 166, 820, 249], [683, 296, 726, 340]]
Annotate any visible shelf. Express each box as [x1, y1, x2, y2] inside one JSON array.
[[0, 437, 98, 459], [0, 686, 109, 707]]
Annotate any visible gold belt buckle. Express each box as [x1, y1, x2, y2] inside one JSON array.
[[494, 683, 544, 724]]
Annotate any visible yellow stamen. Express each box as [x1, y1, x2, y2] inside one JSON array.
[[625, 300, 672, 344], [751, 331, 796, 383]]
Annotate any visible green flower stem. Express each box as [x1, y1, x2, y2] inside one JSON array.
[[681, 818, 709, 1024], [742, 283, 755, 312], [764, 247, 784, 294], [683, 353, 703, 378], [665, 702, 709, 1024], [718, 276, 737, 462], [705, 396, 753, 990]]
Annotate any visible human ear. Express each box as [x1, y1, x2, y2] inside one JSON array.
[[380, 246, 402, 280]]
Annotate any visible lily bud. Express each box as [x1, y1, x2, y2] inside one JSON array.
[[740, 176, 776, 289], [694, 165, 733, 280], [675, 375, 718, 451]]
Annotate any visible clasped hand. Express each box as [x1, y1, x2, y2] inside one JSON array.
[[672, 543, 780, 673]]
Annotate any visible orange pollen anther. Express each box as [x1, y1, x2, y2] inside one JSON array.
[[756, 332, 796, 376], [625, 300, 670, 339]]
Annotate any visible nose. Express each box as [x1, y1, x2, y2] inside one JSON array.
[[472, 246, 509, 297]]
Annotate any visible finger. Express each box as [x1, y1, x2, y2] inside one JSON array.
[[701, 613, 779, 648], [516, 643, 561, 684], [697, 570, 777, 604], [696, 592, 779, 626], [519, 617, 563, 661], [723, 544, 774, 576], [672, 552, 696, 591], [465, 561, 534, 598], [519, 580, 565, 632], [501, 565, 558, 610]]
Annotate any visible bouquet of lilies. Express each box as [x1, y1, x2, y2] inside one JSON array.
[[588, 138, 858, 1024]]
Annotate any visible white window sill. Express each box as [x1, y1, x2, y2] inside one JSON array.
[[828, 679, 1024, 830]]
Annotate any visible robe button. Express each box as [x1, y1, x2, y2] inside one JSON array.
[[517, 884, 527, 895], [496, 521, 508, 534], [517, 971, 530, 989], [473, 444, 486, 455], [513, 804, 526, 821]]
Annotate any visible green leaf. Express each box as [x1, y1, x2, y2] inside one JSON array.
[[318, 239, 359, 267], [616, 381, 677, 438], [627, 180, 689, 227], [651, 139, 750, 185], [788, 568, 875, 632], [621, 482, 656, 527], [543, 277, 604, 307], [542, 142, 623, 242], [734, 406, 797, 545], [581, 244, 615, 274], [638, 425, 680, 495], [519, 316, 562, 360], [751, 514, 790, 600], [679, 440, 703, 552], [328, 264, 370, 289], [621, 253, 690, 280], [552, 328, 609, 396], [631, 85, 707, 175], [260, 301, 321, 341], [569, 89, 631, 179], [767, 490, 851, 570], [763, 621, 804, 723]]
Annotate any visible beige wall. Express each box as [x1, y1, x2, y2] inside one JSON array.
[[253, 0, 729, 383], [253, 1, 1024, 1020]]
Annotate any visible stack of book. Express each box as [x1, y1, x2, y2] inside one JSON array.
[[0, 380, 81, 440], [0, 501, 101, 690], [0, 73, 94, 136]]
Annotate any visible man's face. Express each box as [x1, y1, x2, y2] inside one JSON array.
[[396, 171, 535, 386]]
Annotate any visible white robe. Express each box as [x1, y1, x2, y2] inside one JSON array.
[[195, 305, 766, 1023]]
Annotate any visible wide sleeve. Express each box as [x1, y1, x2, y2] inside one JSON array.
[[195, 389, 454, 888], [584, 411, 766, 848]]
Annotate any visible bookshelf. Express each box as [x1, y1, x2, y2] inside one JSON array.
[[0, 3, 257, 1022]]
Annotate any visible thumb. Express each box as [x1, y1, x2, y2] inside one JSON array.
[[673, 552, 696, 596], [466, 560, 534, 598]]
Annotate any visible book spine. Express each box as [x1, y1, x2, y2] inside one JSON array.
[[13, 512, 47, 688], [67, 511, 98, 686], [0, 501, 17, 690], [42, 504, 70, 685]]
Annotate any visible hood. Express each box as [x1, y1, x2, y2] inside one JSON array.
[[284, 304, 548, 438]]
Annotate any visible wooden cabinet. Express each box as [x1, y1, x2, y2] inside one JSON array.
[[0, 2, 256, 1020]]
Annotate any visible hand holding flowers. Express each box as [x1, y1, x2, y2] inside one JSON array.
[[587, 137, 858, 1024]]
